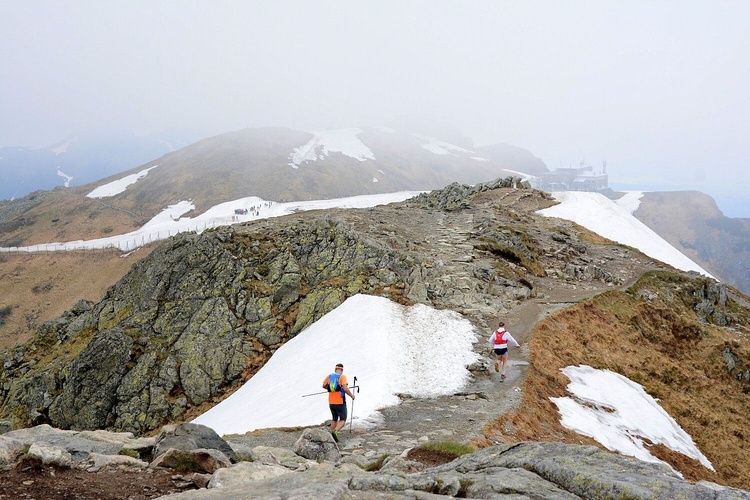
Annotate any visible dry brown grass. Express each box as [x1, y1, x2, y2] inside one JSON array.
[[485, 287, 750, 490], [0, 248, 153, 349]]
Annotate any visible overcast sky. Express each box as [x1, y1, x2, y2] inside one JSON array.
[[2, 1, 748, 214]]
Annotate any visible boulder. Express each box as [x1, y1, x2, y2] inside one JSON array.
[[292, 428, 341, 462], [0, 435, 26, 466], [27, 442, 74, 467], [4, 424, 123, 462], [154, 423, 237, 463], [248, 445, 315, 469]]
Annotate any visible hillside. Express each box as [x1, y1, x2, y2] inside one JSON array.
[[0, 127, 544, 249], [632, 191, 750, 295], [1, 180, 748, 490]]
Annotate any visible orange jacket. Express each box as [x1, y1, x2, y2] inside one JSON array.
[[323, 374, 348, 405]]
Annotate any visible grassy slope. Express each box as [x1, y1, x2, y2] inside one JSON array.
[[0, 248, 152, 349], [486, 271, 750, 490]]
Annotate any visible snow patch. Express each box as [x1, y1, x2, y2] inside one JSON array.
[[412, 134, 474, 156], [551, 365, 714, 472], [288, 128, 375, 167], [56, 169, 73, 187], [615, 191, 644, 214], [86, 165, 160, 198], [193, 294, 479, 434], [537, 191, 713, 277]]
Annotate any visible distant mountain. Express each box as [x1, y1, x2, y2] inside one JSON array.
[[0, 126, 544, 248], [475, 142, 548, 176], [0, 131, 190, 201], [630, 190, 750, 295]]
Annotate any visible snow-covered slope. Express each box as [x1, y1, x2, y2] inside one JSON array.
[[538, 191, 713, 278], [193, 294, 479, 434]]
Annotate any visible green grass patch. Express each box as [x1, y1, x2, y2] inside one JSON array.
[[119, 448, 139, 459]]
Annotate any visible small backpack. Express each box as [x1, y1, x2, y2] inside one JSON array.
[[493, 329, 507, 346], [325, 373, 342, 393]]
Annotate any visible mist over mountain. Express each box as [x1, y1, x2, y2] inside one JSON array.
[[631, 190, 750, 295], [0, 126, 544, 249], [0, 130, 194, 202]]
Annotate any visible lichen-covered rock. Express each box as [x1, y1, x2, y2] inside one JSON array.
[[48, 328, 133, 429]]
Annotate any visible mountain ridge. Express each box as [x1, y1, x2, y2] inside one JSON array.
[[1, 179, 748, 490]]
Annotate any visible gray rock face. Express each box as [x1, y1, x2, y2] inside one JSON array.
[[154, 423, 238, 463], [48, 327, 133, 430]]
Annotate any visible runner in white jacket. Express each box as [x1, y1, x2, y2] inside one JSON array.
[[489, 322, 520, 380]]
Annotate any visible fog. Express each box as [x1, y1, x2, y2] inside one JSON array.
[[2, 1, 748, 215]]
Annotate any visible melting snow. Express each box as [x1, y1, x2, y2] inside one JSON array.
[[412, 133, 474, 156], [193, 294, 479, 434], [86, 165, 160, 198], [551, 365, 714, 472], [537, 191, 713, 278], [288, 128, 375, 167], [56, 169, 73, 187]]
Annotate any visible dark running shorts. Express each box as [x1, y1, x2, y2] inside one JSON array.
[[329, 403, 347, 422], [493, 348, 508, 355]]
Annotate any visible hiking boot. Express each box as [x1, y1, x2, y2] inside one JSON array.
[[494, 361, 499, 372], [331, 430, 339, 443]]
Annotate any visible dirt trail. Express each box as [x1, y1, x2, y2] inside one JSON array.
[[229, 190, 661, 453]]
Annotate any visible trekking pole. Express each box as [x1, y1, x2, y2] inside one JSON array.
[[349, 376, 360, 436], [301, 390, 328, 398]]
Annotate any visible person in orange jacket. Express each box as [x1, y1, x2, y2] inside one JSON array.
[[322, 363, 356, 442]]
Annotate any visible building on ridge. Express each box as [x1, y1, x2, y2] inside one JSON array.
[[540, 160, 608, 192]]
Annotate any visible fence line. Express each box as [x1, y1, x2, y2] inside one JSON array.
[[0, 222, 219, 255]]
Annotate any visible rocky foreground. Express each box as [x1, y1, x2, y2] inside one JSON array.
[[2, 422, 749, 499]]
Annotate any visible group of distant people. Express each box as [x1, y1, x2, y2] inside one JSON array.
[[319, 321, 520, 443]]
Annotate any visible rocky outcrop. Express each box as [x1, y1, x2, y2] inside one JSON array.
[[0, 218, 413, 434], [3, 424, 748, 499]]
